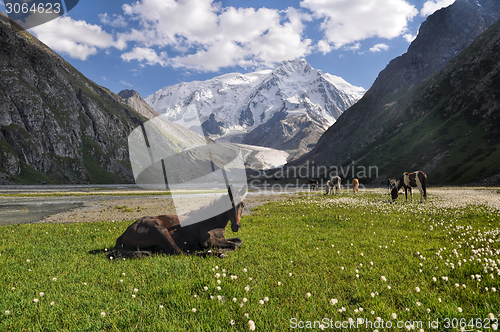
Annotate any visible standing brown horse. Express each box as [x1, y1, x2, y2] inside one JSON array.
[[111, 188, 245, 257], [352, 178, 359, 194]]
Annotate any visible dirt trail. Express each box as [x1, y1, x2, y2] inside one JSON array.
[[39, 193, 295, 224]]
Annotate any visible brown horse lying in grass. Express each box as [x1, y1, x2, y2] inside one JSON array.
[[109, 189, 245, 259]]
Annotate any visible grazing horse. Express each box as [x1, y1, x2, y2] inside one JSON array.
[[391, 171, 427, 203], [326, 176, 341, 195], [309, 179, 319, 191], [112, 188, 245, 257], [352, 178, 359, 194]]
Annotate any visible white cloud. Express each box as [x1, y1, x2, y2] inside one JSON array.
[[30, 16, 125, 60], [99, 13, 128, 28], [117, 0, 312, 71], [301, 0, 418, 50], [420, 0, 455, 17], [346, 43, 361, 51], [370, 43, 389, 52], [121, 47, 168, 66], [26, 0, 423, 69], [317, 40, 332, 54]]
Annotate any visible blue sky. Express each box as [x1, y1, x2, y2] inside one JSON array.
[[1, 0, 455, 98]]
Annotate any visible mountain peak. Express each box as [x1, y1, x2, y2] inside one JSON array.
[[273, 59, 313, 77], [145, 60, 364, 160], [118, 89, 139, 99], [118, 89, 159, 119]]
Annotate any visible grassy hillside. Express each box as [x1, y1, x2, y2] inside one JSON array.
[[304, 19, 500, 185]]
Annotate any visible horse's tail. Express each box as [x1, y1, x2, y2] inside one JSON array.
[[421, 172, 427, 200]]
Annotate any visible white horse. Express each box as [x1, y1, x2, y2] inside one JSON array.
[[326, 176, 341, 195]]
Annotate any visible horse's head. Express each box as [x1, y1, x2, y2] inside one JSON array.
[[224, 185, 245, 232], [390, 187, 400, 201], [229, 199, 244, 232]]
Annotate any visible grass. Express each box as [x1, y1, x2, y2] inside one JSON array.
[[0, 189, 499, 331]]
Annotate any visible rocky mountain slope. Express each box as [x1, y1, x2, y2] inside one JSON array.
[[118, 89, 159, 120], [294, 0, 500, 185], [145, 59, 365, 160], [0, 12, 146, 184]]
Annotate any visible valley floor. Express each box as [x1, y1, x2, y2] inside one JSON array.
[[1, 186, 499, 226]]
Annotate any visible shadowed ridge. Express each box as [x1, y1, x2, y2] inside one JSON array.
[[0, 10, 148, 184], [290, 0, 500, 185]]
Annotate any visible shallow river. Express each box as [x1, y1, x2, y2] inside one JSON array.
[[0, 184, 305, 226], [0, 194, 165, 226]]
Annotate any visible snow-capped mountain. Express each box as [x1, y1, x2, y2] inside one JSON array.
[[145, 59, 365, 159]]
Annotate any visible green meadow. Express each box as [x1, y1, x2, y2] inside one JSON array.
[[0, 188, 499, 331]]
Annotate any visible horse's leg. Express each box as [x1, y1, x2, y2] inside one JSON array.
[[226, 237, 243, 246], [206, 237, 238, 251], [157, 227, 185, 254], [416, 183, 425, 203], [409, 187, 413, 202], [422, 177, 427, 202]]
